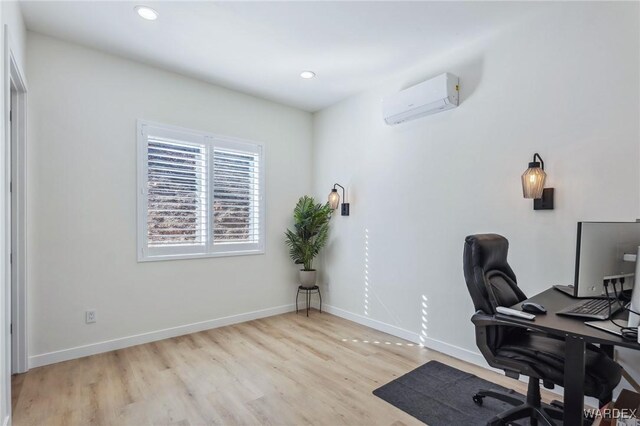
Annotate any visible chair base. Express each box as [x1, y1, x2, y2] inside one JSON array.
[[472, 378, 593, 426], [473, 390, 563, 426], [473, 389, 563, 426]]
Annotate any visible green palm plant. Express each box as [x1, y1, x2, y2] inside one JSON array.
[[285, 196, 333, 271]]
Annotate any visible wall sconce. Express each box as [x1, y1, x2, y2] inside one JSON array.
[[328, 183, 350, 216], [521, 153, 554, 210]]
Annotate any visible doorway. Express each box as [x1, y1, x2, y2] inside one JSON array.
[[7, 47, 28, 375]]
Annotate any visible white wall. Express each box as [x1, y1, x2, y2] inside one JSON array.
[[3, 1, 25, 72], [25, 32, 312, 364], [1, 1, 26, 423], [16, 0, 640, 406], [313, 1, 640, 385]]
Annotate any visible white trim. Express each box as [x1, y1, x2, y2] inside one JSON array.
[[2, 414, 8, 426], [137, 119, 266, 262], [29, 303, 295, 368], [323, 304, 577, 400], [137, 248, 265, 263], [323, 304, 419, 342], [323, 304, 487, 366], [5, 31, 27, 375]]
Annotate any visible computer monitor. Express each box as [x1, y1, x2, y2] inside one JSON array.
[[572, 222, 640, 298], [630, 246, 640, 328], [585, 243, 640, 336]]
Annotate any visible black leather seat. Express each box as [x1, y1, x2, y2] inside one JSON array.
[[463, 234, 622, 425]]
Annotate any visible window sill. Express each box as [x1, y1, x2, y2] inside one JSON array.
[[138, 249, 265, 263]]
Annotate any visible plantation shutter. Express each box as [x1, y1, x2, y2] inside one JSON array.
[[143, 127, 208, 257], [138, 121, 265, 261], [211, 140, 263, 252]]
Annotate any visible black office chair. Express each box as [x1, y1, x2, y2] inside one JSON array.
[[463, 234, 622, 426]]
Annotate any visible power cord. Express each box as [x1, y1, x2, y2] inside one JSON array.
[[613, 278, 640, 316], [604, 278, 638, 341]]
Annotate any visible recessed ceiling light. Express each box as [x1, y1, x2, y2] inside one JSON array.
[[300, 71, 316, 79], [135, 6, 159, 21]]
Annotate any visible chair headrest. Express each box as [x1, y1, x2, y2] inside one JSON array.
[[464, 234, 511, 274], [463, 233, 523, 315]]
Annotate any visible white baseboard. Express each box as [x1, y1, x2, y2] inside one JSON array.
[[323, 304, 572, 398], [323, 304, 421, 342], [29, 304, 295, 368], [323, 304, 487, 366]]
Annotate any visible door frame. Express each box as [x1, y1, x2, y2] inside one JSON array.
[[5, 26, 28, 374]]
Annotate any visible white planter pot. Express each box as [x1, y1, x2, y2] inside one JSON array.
[[299, 270, 317, 288]]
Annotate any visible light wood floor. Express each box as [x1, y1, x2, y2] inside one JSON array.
[[11, 311, 555, 426]]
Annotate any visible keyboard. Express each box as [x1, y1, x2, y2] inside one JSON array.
[[556, 298, 622, 320]]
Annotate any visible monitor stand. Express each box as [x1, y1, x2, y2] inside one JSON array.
[[553, 284, 614, 299], [585, 320, 624, 337], [553, 284, 577, 297]]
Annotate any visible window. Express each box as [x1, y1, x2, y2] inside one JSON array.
[[137, 121, 265, 261]]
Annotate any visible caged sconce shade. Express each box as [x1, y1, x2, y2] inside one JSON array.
[[521, 153, 554, 210], [328, 189, 340, 210], [328, 183, 349, 216], [521, 162, 546, 199]]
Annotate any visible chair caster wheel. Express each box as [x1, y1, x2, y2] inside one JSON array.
[[472, 394, 484, 406], [551, 400, 563, 409]]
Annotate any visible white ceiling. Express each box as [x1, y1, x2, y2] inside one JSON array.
[[20, 1, 546, 112]]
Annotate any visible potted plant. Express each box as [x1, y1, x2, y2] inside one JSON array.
[[285, 196, 333, 288]]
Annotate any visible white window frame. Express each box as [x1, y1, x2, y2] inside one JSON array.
[[137, 120, 266, 262]]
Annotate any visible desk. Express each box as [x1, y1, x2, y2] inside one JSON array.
[[508, 288, 640, 425]]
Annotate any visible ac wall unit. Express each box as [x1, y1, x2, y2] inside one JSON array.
[[382, 73, 459, 125]]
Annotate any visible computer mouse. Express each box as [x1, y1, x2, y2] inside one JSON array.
[[521, 302, 547, 314]]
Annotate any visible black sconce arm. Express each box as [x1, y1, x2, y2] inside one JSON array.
[[533, 153, 545, 170], [332, 183, 350, 216]]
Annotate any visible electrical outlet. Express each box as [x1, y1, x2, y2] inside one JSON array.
[[85, 310, 96, 324]]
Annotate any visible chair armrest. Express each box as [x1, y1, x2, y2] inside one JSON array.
[[471, 310, 553, 378], [471, 310, 566, 341], [471, 311, 564, 378], [471, 310, 546, 334]]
